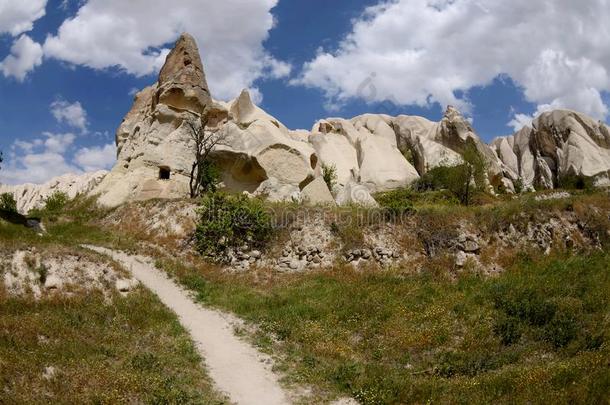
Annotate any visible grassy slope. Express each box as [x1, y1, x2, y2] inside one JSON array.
[[4, 192, 609, 404], [159, 251, 610, 404], [0, 208, 227, 404]]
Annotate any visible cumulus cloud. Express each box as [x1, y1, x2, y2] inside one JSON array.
[[74, 143, 115, 172], [0, 131, 116, 185], [0, 34, 43, 81], [295, 0, 610, 124], [50, 99, 88, 132], [43, 0, 289, 100], [0, 0, 47, 36], [0, 132, 82, 185]]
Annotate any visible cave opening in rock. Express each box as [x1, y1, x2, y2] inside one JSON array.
[[159, 167, 171, 180]]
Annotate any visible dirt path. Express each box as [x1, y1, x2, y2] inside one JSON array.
[[85, 246, 291, 405]]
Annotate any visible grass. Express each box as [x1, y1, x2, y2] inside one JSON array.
[[157, 250, 610, 404], [0, 197, 227, 404], [0, 287, 227, 404], [0, 195, 138, 251], [3, 191, 609, 403]]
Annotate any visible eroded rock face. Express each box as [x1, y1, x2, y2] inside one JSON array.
[[90, 32, 609, 210], [0, 171, 107, 214], [93, 34, 325, 207], [492, 110, 610, 189], [93, 34, 214, 207]]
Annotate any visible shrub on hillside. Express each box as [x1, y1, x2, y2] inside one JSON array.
[[374, 188, 415, 219], [44, 191, 69, 212], [198, 161, 221, 194], [412, 143, 488, 205], [195, 192, 274, 261], [0, 193, 17, 213], [557, 174, 595, 192], [28, 191, 70, 220]]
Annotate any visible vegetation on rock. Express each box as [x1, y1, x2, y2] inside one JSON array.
[[321, 163, 338, 192]]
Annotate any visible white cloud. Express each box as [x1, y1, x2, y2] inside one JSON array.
[[43, 0, 289, 100], [50, 99, 88, 132], [1, 152, 81, 185], [0, 34, 43, 81], [73, 143, 115, 172], [0, 0, 47, 36], [0, 132, 114, 185], [42, 132, 76, 153], [296, 0, 610, 122], [0, 132, 81, 185]]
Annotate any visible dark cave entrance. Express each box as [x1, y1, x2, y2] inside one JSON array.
[[159, 167, 171, 180]]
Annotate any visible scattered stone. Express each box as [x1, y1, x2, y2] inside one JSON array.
[[44, 275, 62, 290], [42, 366, 57, 381], [116, 279, 138, 293], [462, 240, 480, 253]]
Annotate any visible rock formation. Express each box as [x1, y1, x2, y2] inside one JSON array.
[[93, 34, 320, 207], [0, 171, 107, 214], [93, 33, 213, 207], [86, 33, 610, 209], [491, 110, 610, 190]]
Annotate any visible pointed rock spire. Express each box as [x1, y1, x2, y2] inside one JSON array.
[[156, 33, 211, 114]]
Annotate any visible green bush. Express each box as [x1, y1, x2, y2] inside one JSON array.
[[411, 143, 488, 205], [491, 285, 557, 327], [544, 308, 579, 348], [29, 191, 70, 219], [412, 166, 453, 192], [0, 193, 17, 213], [199, 161, 221, 194], [195, 192, 274, 261], [558, 174, 595, 192], [44, 191, 69, 212], [321, 163, 338, 192], [493, 315, 523, 346], [374, 188, 415, 219], [513, 178, 525, 194]]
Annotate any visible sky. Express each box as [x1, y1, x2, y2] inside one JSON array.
[[1, 0, 609, 185]]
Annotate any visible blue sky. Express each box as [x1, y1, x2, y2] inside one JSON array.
[[1, 0, 609, 184]]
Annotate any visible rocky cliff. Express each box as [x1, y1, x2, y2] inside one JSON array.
[[491, 110, 610, 190], [26, 33, 602, 208]]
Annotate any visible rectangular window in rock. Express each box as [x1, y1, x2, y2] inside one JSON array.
[[159, 167, 171, 180]]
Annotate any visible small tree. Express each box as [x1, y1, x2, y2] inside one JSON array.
[[412, 142, 487, 206], [184, 115, 226, 198], [445, 143, 487, 205], [0, 192, 17, 213]]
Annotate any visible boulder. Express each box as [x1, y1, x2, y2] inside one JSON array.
[[335, 181, 379, 208], [309, 132, 359, 187], [301, 178, 336, 206], [253, 177, 301, 203], [393, 115, 462, 174], [356, 135, 420, 192]]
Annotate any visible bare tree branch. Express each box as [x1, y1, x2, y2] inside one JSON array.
[[184, 115, 227, 198]]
